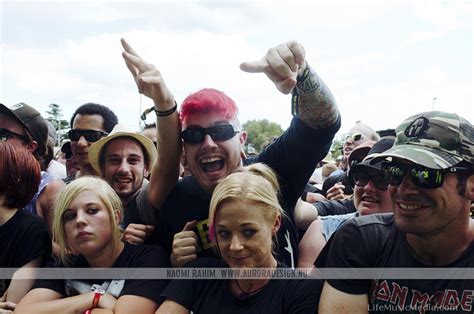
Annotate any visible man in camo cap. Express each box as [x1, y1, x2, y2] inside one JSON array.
[[318, 111, 473, 313]]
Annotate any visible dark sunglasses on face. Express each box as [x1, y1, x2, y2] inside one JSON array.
[[68, 129, 108, 142], [0, 128, 30, 142], [181, 124, 239, 144], [351, 170, 389, 190], [381, 162, 472, 189], [345, 132, 363, 142]]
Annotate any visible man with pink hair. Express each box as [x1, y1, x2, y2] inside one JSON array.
[[121, 39, 341, 268]]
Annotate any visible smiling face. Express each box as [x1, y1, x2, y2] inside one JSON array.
[[353, 174, 393, 216], [63, 190, 117, 257], [389, 160, 471, 236], [102, 137, 147, 203], [182, 112, 247, 193], [214, 199, 280, 268]]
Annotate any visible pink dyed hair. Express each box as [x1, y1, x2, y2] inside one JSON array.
[[179, 88, 239, 125]]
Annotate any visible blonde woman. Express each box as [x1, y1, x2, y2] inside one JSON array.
[[157, 163, 320, 314], [16, 176, 170, 314]]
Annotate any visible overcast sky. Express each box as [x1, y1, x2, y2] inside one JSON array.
[[1, 0, 472, 138]]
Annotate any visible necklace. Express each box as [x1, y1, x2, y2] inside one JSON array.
[[235, 279, 266, 299]]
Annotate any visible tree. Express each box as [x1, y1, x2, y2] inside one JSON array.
[[242, 119, 283, 153], [45, 103, 70, 145]]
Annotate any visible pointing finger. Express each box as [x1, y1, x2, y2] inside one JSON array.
[[121, 38, 141, 58], [240, 58, 268, 73], [122, 51, 148, 73]]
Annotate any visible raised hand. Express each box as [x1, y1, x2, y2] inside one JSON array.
[[240, 41, 306, 94], [170, 220, 198, 267], [121, 38, 175, 109]]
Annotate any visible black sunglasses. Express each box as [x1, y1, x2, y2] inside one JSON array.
[[68, 129, 108, 142], [0, 128, 30, 142], [351, 170, 388, 190], [181, 124, 239, 144], [381, 162, 472, 189]]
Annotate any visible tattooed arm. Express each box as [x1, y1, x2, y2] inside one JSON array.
[[240, 40, 339, 130], [294, 62, 339, 129]]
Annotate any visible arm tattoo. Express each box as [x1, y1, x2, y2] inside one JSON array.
[[292, 62, 339, 129]]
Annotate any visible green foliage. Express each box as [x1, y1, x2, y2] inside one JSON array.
[[45, 103, 70, 145], [242, 119, 283, 153]]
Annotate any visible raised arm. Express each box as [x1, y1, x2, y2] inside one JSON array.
[[121, 38, 181, 210], [240, 40, 339, 129]]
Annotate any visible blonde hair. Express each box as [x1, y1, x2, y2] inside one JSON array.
[[209, 163, 284, 246], [52, 176, 123, 265]]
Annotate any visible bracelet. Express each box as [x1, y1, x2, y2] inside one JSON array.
[[153, 101, 178, 117], [84, 310, 92, 314], [91, 290, 103, 309], [291, 62, 320, 117]]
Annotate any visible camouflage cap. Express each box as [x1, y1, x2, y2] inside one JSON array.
[[371, 111, 473, 169]]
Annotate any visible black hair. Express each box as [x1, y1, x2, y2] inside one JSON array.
[[70, 103, 118, 133]]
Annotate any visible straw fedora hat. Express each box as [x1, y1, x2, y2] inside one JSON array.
[[89, 124, 157, 174]]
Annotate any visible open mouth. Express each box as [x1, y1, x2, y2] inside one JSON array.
[[200, 156, 225, 173], [115, 177, 132, 184]]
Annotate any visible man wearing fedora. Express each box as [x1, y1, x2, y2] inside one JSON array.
[[318, 111, 473, 313], [89, 124, 171, 244]]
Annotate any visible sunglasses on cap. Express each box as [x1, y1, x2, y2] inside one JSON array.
[[345, 133, 363, 142], [181, 124, 239, 145], [381, 162, 472, 189], [68, 129, 108, 142], [351, 170, 388, 190], [0, 128, 30, 142]]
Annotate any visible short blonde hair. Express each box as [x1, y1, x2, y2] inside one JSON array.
[[209, 163, 284, 245], [52, 176, 123, 265]]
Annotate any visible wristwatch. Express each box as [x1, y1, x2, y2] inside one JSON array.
[[90, 284, 105, 308]]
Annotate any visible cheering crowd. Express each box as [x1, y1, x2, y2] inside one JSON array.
[[1, 39, 473, 313]]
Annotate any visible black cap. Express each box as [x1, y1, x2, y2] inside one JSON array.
[[350, 137, 395, 173], [0, 103, 48, 156]]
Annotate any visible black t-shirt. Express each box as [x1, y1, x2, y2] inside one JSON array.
[[123, 181, 157, 228], [0, 210, 52, 296], [162, 258, 322, 313], [313, 198, 356, 216], [33, 243, 171, 305], [143, 117, 340, 268], [316, 214, 474, 313]]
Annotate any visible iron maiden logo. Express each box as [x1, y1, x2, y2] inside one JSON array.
[[370, 280, 473, 313]]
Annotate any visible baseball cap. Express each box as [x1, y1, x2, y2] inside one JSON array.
[[347, 141, 375, 167], [350, 137, 395, 173], [0, 103, 48, 156], [88, 124, 157, 174], [371, 111, 473, 169]]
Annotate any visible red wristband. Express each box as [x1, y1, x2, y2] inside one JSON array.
[[91, 291, 102, 308], [84, 310, 92, 314]]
